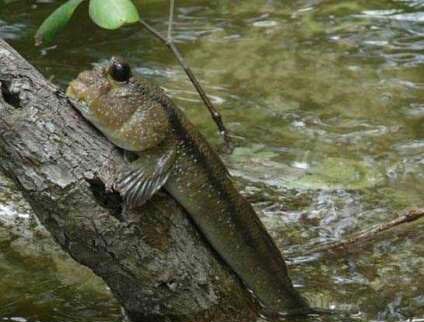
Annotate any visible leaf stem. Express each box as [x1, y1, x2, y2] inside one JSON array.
[[139, 1, 233, 152], [167, 0, 174, 40]]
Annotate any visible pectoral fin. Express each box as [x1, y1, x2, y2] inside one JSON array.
[[114, 143, 176, 207]]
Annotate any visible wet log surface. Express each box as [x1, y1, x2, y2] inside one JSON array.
[[0, 39, 259, 322]]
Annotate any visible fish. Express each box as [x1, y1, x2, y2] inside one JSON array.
[[66, 57, 311, 316]]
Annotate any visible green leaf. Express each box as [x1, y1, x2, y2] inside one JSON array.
[[89, 0, 140, 30], [35, 0, 85, 46]]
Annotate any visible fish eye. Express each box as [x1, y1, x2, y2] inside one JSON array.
[[109, 57, 132, 82]]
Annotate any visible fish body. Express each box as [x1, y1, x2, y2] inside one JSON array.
[[66, 58, 310, 314]]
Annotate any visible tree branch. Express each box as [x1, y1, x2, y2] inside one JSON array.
[[0, 39, 257, 322]]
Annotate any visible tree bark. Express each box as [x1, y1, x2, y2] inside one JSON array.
[[0, 39, 259, 322]]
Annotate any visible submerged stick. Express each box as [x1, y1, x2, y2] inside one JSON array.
[[297, 208, 424, 257], [139, 0, 233, 152]]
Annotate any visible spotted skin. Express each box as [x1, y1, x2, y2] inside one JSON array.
[[66, 59, 311, 315]]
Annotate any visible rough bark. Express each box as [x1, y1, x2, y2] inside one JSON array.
[[0, 39, 260, 322]]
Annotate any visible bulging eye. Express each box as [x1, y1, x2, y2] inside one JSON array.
[[109, 57, 132, 82]]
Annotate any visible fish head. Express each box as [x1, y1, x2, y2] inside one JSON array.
[[66, 57, 170, 151]]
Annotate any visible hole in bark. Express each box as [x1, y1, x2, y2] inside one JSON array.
[[86, 177, 124, 221], [123, 150, 138, 162], [1, 81, 21, 108]]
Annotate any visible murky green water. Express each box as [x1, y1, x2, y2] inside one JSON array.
[[0, 0, 423, 321]]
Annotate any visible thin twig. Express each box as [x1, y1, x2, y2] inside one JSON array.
[[139, 1, 233, 153], [139, 19, 166, 42], [167, 0, 174, 40], [297, 208, 424, 258]]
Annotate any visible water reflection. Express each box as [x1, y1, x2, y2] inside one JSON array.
[[0, 20, 25, 40]]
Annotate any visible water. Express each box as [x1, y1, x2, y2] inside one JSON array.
[[0, 0, 423, 321]]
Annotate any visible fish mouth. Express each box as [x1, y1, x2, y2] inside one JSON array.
[[66, 67, 110, 115], [66, 77, 92, 116], [67, 78, 87, 101], [66, 69, 95, 101]]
